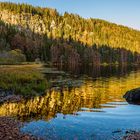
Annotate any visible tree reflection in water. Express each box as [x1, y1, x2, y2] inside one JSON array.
[[0, 65, 140, 122]]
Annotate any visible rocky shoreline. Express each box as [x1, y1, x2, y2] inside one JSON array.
[[0, 117, 42, 140], [1, 117, 140, 140], [0, 89, 42, 140], [0, 89, 23, 104], [123, 132, 140, 140]]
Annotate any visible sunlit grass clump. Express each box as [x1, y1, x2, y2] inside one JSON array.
[[0, 65, 48, 96]]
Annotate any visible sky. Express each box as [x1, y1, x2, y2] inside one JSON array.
[[1, 0, 140, 30]]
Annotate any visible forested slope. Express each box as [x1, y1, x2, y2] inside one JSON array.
[[0, 2, 140, 65]]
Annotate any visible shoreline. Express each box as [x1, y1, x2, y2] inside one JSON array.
[[0, 116, 42, 140], [123, 132, 140, 140]]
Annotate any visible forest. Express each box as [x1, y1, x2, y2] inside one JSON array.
[[1, 2, 140, 65]]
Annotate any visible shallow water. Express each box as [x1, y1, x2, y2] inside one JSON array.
[[1, 66, 140, 140], [21, 104, 140, 140]]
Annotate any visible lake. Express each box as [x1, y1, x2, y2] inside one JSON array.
[[0, 65, 140, 140]]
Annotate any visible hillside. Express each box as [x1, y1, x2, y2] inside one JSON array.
[[0, 2, 140, 65]]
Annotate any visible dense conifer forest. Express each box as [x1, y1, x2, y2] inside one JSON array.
[[1, 2, 140, 65]]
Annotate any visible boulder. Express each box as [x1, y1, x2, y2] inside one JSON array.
[[123, 88, 140, 105]]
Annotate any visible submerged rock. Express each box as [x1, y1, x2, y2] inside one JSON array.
[[123, 88, 140, 105]]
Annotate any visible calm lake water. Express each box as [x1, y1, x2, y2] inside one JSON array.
[[1, 65, 140, 140]]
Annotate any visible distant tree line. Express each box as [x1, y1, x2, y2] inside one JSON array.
[[0, 2, 140, 65]]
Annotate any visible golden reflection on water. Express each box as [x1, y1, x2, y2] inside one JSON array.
[[0, 70, 140, 121]]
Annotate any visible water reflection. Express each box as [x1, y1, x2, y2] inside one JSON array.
[[58, 65, 139, 78], [0, 66, 140, 122]]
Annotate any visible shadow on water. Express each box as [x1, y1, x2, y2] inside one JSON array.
[[1, 65, 140, 139]]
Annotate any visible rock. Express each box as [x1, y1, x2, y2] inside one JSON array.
[[0, 117, 42, 140], [123, 88, 140, 104], [0, 88, 23, 104], [123, 132, 140, 140]]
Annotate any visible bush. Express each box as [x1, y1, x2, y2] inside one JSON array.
[[0, 49, 26, 64]]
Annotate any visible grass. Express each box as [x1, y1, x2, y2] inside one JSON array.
[[0, 64, 49, 96]]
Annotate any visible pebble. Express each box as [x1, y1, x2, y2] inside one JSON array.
[[123, 132, 140, 140], [0, 117, 42, 140]]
